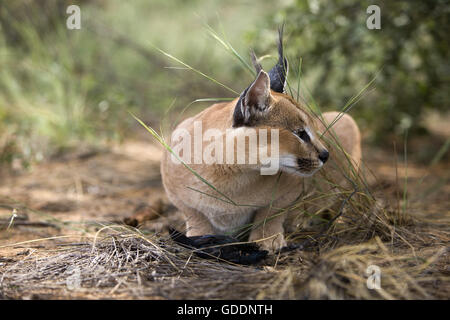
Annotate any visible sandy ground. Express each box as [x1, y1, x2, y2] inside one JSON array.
[[0, 137, 448, 299]]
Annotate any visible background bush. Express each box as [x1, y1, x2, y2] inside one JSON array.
[[0, 0, 448, 166], [248, 0, 449, 142]]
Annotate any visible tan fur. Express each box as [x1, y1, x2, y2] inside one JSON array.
[[161, 88, 361, 252]]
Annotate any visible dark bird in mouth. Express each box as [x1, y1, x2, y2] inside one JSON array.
[[168, 228, 268, 265]]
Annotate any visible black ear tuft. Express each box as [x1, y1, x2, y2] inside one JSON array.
[[268, 25, 288, 93], [232, 71, 271, 127]]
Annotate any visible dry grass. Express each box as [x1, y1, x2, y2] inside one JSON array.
[[0, 141, 448, 300], [0, 212, 448, 299]]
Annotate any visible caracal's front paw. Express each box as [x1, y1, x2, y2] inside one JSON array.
[[249, 231, 286, 253]]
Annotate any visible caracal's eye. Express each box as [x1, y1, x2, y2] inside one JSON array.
[[295, 129, 311, 142]]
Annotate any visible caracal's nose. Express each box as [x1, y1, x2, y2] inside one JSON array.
[[319, 150, 329, 163]]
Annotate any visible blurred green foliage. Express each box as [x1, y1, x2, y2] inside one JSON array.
[[0, 0, 448, 167], [0, 0, 263, 165], [249, 0, 449, 142]]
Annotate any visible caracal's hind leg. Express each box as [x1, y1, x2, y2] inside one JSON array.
[[319, 111, 361, 172]]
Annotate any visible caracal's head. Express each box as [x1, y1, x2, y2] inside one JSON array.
[[232, 27, 329, 177]]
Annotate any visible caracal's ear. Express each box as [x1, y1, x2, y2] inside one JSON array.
[[232, 70, 271, 127], [268, 25, 288, 93]]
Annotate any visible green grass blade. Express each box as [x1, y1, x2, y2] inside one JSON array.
[[152, 46, 239, 95], [204, 24, 255, 77]]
